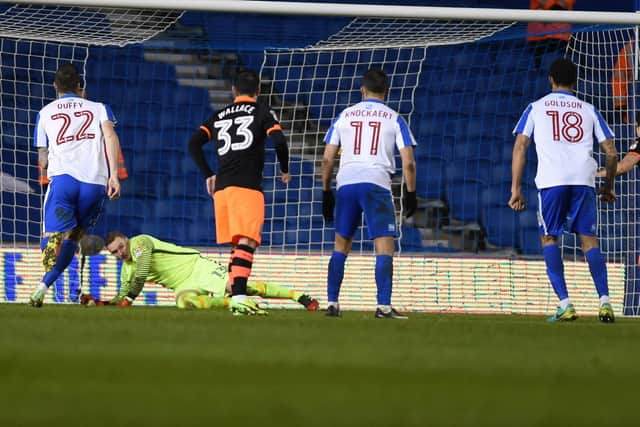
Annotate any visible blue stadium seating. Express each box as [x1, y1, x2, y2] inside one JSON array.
[[416, 158, 445, 200], [481, 206, 518, 248], [400, 225, 423, 251], [4, 13, 630, 256], [445, 181, 485, 223]]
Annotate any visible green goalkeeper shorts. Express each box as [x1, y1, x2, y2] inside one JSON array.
[[174, 257, 228, 307]]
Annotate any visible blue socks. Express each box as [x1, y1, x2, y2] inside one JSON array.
[[375, 254, 393, 306], [42, 239, 78, 287], [585, 247, 609, 298], [327, 252, 394, 306], [543, 244, 568, 301], [327, 251, 346, 303]]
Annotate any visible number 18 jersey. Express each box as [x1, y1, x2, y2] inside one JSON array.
[[324, 98, 416, 191], [513, 90, 614, 189], [33, 93, 116, 186]]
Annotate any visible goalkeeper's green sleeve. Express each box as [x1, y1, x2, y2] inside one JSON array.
[[127, 237, 153, 299]]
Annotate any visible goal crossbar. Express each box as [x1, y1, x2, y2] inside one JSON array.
[[9, 0, 640, 25]]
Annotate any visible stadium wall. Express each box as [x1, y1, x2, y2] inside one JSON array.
[[0, 247, 625, 316]]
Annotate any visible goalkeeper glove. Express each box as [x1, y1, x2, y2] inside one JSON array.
[[403, 190, 417, 218], [322, 190, 335, 222], [80, 294, 96, 305]]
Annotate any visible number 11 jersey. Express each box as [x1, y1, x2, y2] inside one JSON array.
[[33, 93, 116, 186], [324, 98, 416, 191]]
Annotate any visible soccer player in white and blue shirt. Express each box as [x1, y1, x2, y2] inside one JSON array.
[[510, 58, 618, 323], [321, 68, 417, 319], [29, 63, 122, 307]]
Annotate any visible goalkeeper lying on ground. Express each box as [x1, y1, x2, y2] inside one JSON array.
[[95, 231, 319, 315]]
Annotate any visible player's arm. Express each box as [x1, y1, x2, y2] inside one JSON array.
[[188, 126, 216, 196], [396, 116, 417, 218], [112, 236, 154, 306], [597, 151, 640, 177], [127, 237, 153, 302], [400, 146, 417, 218], [617, 152, 640, 175], [102, 119, 121, 200], [598, 139, 618, 203], [270, 128, 290, 183], [265, 109, 290, 183], [321, 143, 339, 222], [38, 147, 49, 170], [509, 133, 531, 211], [33, 112, 49, 168]]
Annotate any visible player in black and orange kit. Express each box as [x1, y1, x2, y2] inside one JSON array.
[[188, 69, 291, 316]]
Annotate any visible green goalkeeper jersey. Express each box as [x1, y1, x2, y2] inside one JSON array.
[[119, 234, 207, 297]]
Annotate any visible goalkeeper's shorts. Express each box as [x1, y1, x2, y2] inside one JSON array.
[[173, 256, 228, 301]]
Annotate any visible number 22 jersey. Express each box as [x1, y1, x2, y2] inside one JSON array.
[[33, 93, 116, 186]]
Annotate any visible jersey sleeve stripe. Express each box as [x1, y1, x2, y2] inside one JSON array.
[[397, 116, 416, 147], [323, 115, 340, 144], [266, 124, 282, 135], [594, 109, 614, 140], [32, 112, 41, 147], [104, 104, 117, 125], [199, 125, 212, 140], [513, 104, 532, 135]]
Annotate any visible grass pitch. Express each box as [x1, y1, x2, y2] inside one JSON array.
[[0, 304, 638, 427]]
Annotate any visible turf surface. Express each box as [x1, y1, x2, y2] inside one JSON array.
[[0, 304, 637, 427]]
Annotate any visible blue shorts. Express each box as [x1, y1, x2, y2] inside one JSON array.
[[538, 185, 597, 237], [335, 183, 397, 240], [43, 174, 106, 234]]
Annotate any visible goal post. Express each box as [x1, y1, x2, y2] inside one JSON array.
[[0, 1, 639, 315]]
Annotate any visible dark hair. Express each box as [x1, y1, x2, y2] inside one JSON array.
[[362, 68, 389, 94], [549, 58, 577, 87], [55, 63, 81, 93], [105, 231, 127, 247], [233, 69, 260, 96]]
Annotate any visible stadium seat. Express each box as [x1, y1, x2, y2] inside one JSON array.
[[480, 184, 511, 208], [481, 205, 518, 248], [518, 227, 541, 255], [416, 158, 445, 200], [445, 181, 484, 223], [130, 172, 169, 199], [445, 159, 492, 185], [400, 225, 423, 251]]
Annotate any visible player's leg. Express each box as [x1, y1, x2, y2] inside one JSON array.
[[247, 280, 319, 310], [178, 290, 227, 310], [226, 187, 267, 315], [571, 186, 614, 323], [326, 184, 360, 317], [178, 257, 230, 310], [539, 186, 576, 322], [364, 183, 407, 319], [30, 175, 82, 307]]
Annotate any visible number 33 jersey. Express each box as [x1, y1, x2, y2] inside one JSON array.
[[33, 93, 116, 186], [199, 95, 282, 192], [513, 90, 614, 189], [324, 98, 416, 191]]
